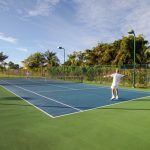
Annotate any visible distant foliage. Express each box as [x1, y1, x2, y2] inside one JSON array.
[[22, 51, 60, 70], [65, 35, 149, 66]]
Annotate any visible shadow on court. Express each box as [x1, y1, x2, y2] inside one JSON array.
[[0, 102, 31, 107], [0, 102, 93, 109], [98, 107, 150, 111], [133, 99, 150, 102], [0, 96, 33, 101], [0, 97, 21, 101]]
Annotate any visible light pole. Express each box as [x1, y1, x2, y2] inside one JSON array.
[[128, 29, 136, 88], [57, 46, 66, 78], [57, 46, 65, 65]]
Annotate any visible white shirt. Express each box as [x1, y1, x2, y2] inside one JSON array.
[[111, 73, 124, 86]]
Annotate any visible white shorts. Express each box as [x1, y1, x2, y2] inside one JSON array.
[[111, 85, 118, 89]]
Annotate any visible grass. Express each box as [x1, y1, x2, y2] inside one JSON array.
[[0, 86, 150, 150]]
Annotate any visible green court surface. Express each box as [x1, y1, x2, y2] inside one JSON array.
[[0, 86, 150, 150]]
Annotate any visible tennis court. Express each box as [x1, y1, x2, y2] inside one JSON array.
[[0, 77, 149, 118]]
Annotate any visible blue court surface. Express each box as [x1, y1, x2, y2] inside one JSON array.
[[0, 78, 150, 118]]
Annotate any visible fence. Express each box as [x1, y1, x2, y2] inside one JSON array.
[[48, 65, 150, 88], [0, 64, 150, 88]]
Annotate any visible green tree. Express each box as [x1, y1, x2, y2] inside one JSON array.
[[80, 35, 149, 66], [65, 51, 85, 66], [65, 52, 77, 66], [0, 52, 8, 62], [83, 49, 97, 65], [8, 61, 19, 69], [144, 47, 150, 64], [113, 35, 148, 65], [0, 52, 8, 69], [23, 51, 59, 70], [44, 50, 59, 67], [23, 52, 45, 70]]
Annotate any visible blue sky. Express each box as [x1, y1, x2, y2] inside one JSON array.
[[0, 0, 150, 66]]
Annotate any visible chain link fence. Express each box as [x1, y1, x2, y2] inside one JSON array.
[[48, 65, 150, 88], [0, 64, 150, 88]]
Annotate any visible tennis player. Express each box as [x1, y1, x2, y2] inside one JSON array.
[[104, 69, 125, 100], [26, 70, 30, 79]]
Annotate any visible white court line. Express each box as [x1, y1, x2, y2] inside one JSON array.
[[1, 79, 150, 119], [1, 80, 81, 112], [37, 86, 150, 94], [49, 82, 150, 94], [37, 87, 105, 93], [48, 84, 77, 90], [27, 79, 77, 90], [12, 78, 150, 93], [79, 82, 150, 93], [26, 77, 150, 93], [0, 85, 55, 118], [54, 95, 150, 118]]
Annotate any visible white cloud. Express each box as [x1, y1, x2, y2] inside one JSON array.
[[19, 48, 28, 52], [72, 0, 150, 43], [121, 1, 150, 41], [0, 0, 15, 12], [0, 32, 17, 44], [0, 0, 9, 11], [28, 0, 60, 16], [73, 0, 123, 29], [0, 0, 7, 5]]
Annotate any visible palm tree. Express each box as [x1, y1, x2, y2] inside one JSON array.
[[65, 51, 85, 66], [8, 61, 19, 69], [23, 52, 45, 69], [44, 50, 59, 67], [0, 52, 8, 62], [0, 52, 8, 69], [3, 62, 8, 69], [112, 35, 148, 65], [144, 48, 150, 64], [84, 49, 97, 65], [65, 52, 77, 66]]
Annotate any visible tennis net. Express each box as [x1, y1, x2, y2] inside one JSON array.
[[0, 75, 83, 86]]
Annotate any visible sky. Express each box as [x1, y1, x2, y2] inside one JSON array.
[[0, 0, 150, 66]]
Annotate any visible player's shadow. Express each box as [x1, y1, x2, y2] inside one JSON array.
[[133, 99, 150, 102], [110, 98, 150, 102]]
